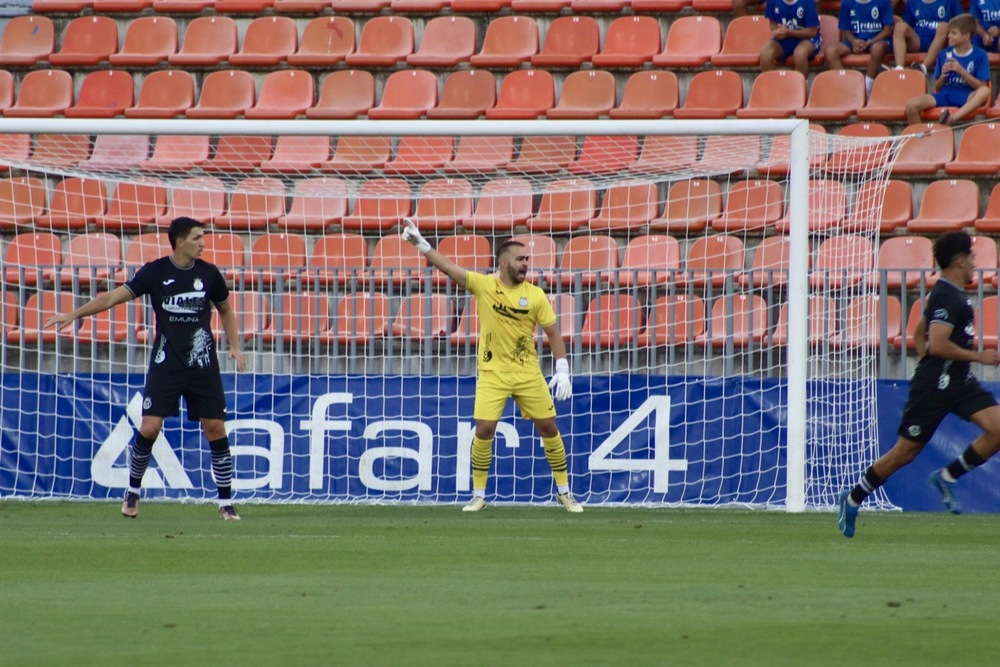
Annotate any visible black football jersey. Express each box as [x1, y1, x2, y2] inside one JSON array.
[[917, 278, 977, 388]]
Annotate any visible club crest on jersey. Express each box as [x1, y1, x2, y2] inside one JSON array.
[[194, 278, 204, 291], [519, 297, 528, 307]]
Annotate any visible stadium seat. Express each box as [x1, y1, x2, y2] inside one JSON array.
[[308, 233, 368, 286], [8, 291, 75, 346], [553, 235, 620, 288], [229, 16, 297, 67], [367, 236, 427, 287], [201, 232, 245, 279], [213, 177, 286, 231], [4, 69, 72, 118], [54, 232, 121, 288], [891, 123, 953, 175], [632, 0, 692, 9], [345, 16, 414, 67], [49, 16, 117, 66], [975, 183, 1000, 233], [30, 134, 90, 168], [244, 70, 314, 120], [977, 297, 1000, 350], [185, 70, 255, 119], [652, 15, 720, 68], [798, 69, 866, 121], [462, 177, 533, 232], [506, 135, 576, 173], [427, 70, 496, 120], [470, 16, 537, 68], [330, 0, 392, 10], [637, 295, 705, 347], [486, 70, 554, 120], [384, 136, 454, 174], [648, 178, 723, 233], [833, 295, 901, 349], [451, 0, 511, 9], [287, 16, 354, 67], [710, 15, 769, 67], [32, 0, 93, 11], [0, 15, 54, 67], [530, 16, 599, 68], [320, 136, 391, 174], [0, 176, 48, 230], [546, 70, 616, 119], [141, 135, 210, 172], [970, 236, 998, 288], [407, 178, 474, 233], [618, 234, 680, 288], [332, 293, 390, 345], [511, 0, 570, 10], [843, 179, 913, 234], [307, 70, 376, 120], [567, 135, 638, 175], [342, 178, 412, 233], [672, 70, 743, 119], [391, 0, 449, 10], [741, 236, 792, 288], [570, 0, 628, 9], [770, 296, 837, 347], [526, 178, 596, 233], [0, 134, 30, 171], [589, 180, 658, 233], [115, 232, 170, 283], [36, 177, 106, 231], [628, 135, 697, 174], [698, 293, 769, 349], [155, 176, 226, 227], [3, 232, 61, 286], [823, 122, 893, 174], [434, 235, 491, 288], [610, 71, 678, 119], [74, 298, 144, 345], [510, 233, 557, 283], [209, 291, 270, 344], [213, 0, 275, 10], [756, 125, 828, 176], [450, 296, 480, 348], [736, 70, 806, 119], [98, 179, 167, 232], [407, 16, 475, 67], [391, 294, 454, 341], [677, 234, 744, 288], [711, 179, 784, 234], [894, 298, 925, 351], [276, 177, 347, 232], [444, 135, 512, 173], [581, 294, 642, 349], [856, 70, 926, 121], [907, 178, 978, 234], [540, 293, 576, 347], [591, 16, 660, 67], [168, 16, 237, 67], [109, 16, 177, 67], [152, 0, 214, 10], [945, 123, 1000, 175], [871, 236, 933, 290], [368, 70, 438, 120], [259, 136, 330, 173], [692, 135, 761, 175], [125, 70, 195, 119], [246, 233, 308, 289], [773, 179, 846, 234], [262, 293, 332, 345], [199, 135, 272, 172], [64, 70, 133, 119], [809, 235, 875, 290], [0, 71, 14, 114]]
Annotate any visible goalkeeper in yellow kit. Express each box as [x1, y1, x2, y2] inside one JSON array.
[[403, 219, 583, 513]]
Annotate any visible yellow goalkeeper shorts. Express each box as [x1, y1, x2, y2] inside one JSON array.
[[473, 370, 556, 422]]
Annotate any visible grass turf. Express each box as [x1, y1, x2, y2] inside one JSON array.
[[1, 502, 997, 667]]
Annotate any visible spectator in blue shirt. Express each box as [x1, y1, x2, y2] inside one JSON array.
[[826, 0, 896, 94], [970, 0, 1000, 54], [892, 0, 965, 74], [760, 0, 822, 76]]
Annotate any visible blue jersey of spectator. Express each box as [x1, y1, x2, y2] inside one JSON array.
[[767, 0, 821, 32], [839, 0, 895, 42], [903, 0, 965, 50], [934, 43, 991, 94], [971, 0, 1000, 30]]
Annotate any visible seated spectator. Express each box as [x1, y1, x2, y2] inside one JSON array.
[[760, 0, 822, 76], [826, 0, 896, 94], [892, 0, 964, 74], [905, 13, 991, 125], [971, 0, 1000, 55]]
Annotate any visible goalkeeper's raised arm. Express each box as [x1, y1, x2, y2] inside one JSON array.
[[402, 218, 468, 289]]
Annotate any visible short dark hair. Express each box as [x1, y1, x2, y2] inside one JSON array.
[[495, 240, 525, 264], [167, 217, 205, 249], [933, 231, 973, 269], [949, 13, 977, 36]]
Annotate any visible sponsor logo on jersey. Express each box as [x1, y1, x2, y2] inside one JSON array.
[[162, 291, 207, 314]]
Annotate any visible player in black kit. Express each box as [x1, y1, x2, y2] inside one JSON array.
[[838, 231, 1000, 537], [48, 217, 248, 520]]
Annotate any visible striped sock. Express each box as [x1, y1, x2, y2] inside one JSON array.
[[848, 466, 885, 506], [542, 435, 569, 490], [209, 437, 233, 501], [945, 445, 988, 482], [471, 436, 493, 496], [128, 433, 155, 490]]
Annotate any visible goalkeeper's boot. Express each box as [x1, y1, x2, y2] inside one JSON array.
[[929, 470, 961, 514], [556, 492, 584, 513], [219, 505, 242, 521], [121, 491, 140, 519], [462, 496, 487, 512], [837, 490, 858, 538]]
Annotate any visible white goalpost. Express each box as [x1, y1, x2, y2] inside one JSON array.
[[0, 118, 906, 510]]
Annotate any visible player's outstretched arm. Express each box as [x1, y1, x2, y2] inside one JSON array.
[[45, 285, 134, 331], [215, 300, 248, 371], [402, 218, 468, 290]]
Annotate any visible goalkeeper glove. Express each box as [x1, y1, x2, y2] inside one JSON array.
[[402, 218, 431, 254], [548, 358, 572, 401]]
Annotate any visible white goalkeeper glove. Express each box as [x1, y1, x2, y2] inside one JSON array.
[[402, 218, 431, 254], [548, 358, 572, 401]]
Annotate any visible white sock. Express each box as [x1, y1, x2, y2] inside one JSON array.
[[218, 499, 233, 508], [557, 485, 569, 495], [473, 490, 486, 498], [941, 469, 957, 483], [865, 76, 874, 95]]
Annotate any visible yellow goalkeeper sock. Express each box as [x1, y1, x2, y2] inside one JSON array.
[[542, 435, 569, 490], [471, 436, 493, 494]]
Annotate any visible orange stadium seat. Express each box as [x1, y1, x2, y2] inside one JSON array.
[[428, 70, 497, 120], [906, 178, 979, 234], [199, 135, 272, 172], [259, 136, 330, 173], [32, 0, 93, 10], [168, 16, 237, 67], [391, 0, 451, 11], [30, 134, 90, 168], [0, 16, 54, 67], [185, 69, 255, 119], [589, 180, 658, 233], [407, 178, 474, 233], [287, 16, 354, 67], [201, 232, 246, 279], [391, 294, 454, 341], [213, 177, 286, 231], [741, 236, 792, 288], [833, 295, 901, 349], [319, 136, 390, 173], [126, 70, 194, 119], [330, 0, 392, 10], [581, 294, 642, 349], [245, 70, 314, 120], [64, 70, 133, 119], [470, 16, 537, 68], [141, 135, 209, 172], [246, 233, 308, 289], [54, 232, 121, 288], [486, 69, 554, 119], [694, 135, 761, 175], [842, 179, 913, 234], [757, 125, 828, 176], [971, 235, 999, 288], [894, 298, 924, 351], [648, 178, 723, 233], [462, 177, 533, 232], [433, 234, 491, 287], [506, 135, 575, 173], [209, 291, 270, 344], [368, 69, 438, 120], [0, 134, 30, 171], [632, 0, 692, 9], [975, 183, 1000, 233], [571, 0, 629, 9], [80, 133, 147, 172], [773, 179, 846, 234], [637, 295, 705, 347], [229, 16, 297, 67], [553, 235, 620, 288], [567, 135, 638, 175], [49, 16, 117, 67], [945, 123, 1000, 175], [591, 16, 660, 68], [116, 232, 170, 283], [710, 15, 770, 67], [214, 0, 275, 11], [541, 293, 576, 347], [450, 296, 480, 348], [4, 232, 61, 286], [4, 69, 72, 118], [451, 0, 511, 9], [0, 176, 48, 230], [262, 293, 332, 345], [891, 123, 953, 175], [444, 135, 511, 173], [152, 0, 215, 10], [610, 71, 678, 119], [98, 179, 167, 232], [711, 179, 784, 234], [628, 135, 698, 174], [276, 177, 348, 232], [530, 16, 599, 68], [342, 178, 412, 233], [345, 16, 414, 67], [771, 296, 837, 347], [652, 15, 721, 68], [156, 176, 226, 226], [699, 293, 769, 349], [109, 16, 177, 67], [308, 233, 368, 287], [737, 70, 806, 119], [823, 122, 893, 174], [510, 233, 557, 283], [332, 293, 390, 345], [672, 69, 743, 119], [36, 177, 106, 231], [618, 234, 680, 288], [8, 291, 75, 346], [526, 178, 596, 233], [367, 236, 427, 287], [546, 70, 616, 119], [74, 299, 144, 345], [677, 233, 744, 288], [307, 70, 375, 120], [856, 70, 926, 121], [798, 69, 866, 121], [0, 71, 13, 113], [871, 236, 933, 290], [407, 16, 475, 67], [383, 136, 454, 174], [809, 235, 875, 290]]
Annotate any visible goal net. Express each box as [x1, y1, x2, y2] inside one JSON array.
[[0, 119, 907, 510]]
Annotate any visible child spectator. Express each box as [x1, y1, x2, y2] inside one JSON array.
[[970, 0, 1000, 54], [892, 0, 964, 74], [826, 0, 896, 94], [904, 13, 991, 125], [760, 0, 822, 76]]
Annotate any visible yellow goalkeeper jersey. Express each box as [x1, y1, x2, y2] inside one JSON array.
[[465, 272, 557, 373]]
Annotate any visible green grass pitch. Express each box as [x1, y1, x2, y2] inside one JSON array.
[[1, 502, 997, 667]]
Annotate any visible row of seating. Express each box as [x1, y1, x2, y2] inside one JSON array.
[[4, 231, 995, 294]]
